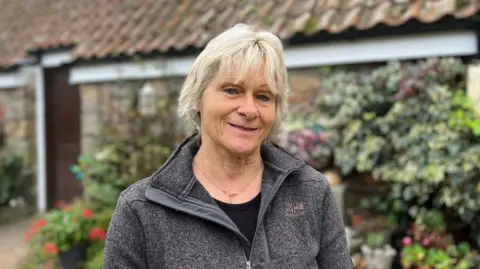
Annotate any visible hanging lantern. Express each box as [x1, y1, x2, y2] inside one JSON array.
[[139, 82, 156, 116]]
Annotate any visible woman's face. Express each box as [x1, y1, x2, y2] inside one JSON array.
[[198, 64, 276, 156]]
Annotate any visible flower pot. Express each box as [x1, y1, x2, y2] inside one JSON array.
[[361, 244, 397, 269], [350, 214, 365, 229], [59, 245, 88, 269]]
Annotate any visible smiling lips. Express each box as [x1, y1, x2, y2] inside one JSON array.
[[228, 123, 258, 132]]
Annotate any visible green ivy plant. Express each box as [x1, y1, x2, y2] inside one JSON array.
[[316, 58, 480, 247], [0, 153, 23, 207], [71, 89, 176, 211]]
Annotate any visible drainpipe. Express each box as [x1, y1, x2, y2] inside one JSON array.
[[18, 55, 47, 213], [33, 66, 47, 212]]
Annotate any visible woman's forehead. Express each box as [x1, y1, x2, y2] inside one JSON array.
[[214, 68, 268, 87], [216, 60, 265, 79]]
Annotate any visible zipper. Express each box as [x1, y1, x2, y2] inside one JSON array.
[[247, 169, 298, 262], [243, 241, 251, 269]]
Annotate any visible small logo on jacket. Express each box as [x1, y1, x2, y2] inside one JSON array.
[[286, 201, 306, 217]]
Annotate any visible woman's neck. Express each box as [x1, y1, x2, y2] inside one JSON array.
[[194, 138, 263, 182]]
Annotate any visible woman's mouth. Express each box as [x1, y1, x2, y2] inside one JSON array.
[[228, 123, 258, 132]]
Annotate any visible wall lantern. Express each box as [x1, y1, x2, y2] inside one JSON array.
[[139, 81, 156, 116]]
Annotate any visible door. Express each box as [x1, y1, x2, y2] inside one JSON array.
[[44, 67, 82, 209]]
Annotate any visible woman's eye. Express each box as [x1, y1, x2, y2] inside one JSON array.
[[257, 95, 270, 102], [223, 88, 237, 95]]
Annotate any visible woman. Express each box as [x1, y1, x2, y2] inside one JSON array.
[[103, 24, 352, 269]]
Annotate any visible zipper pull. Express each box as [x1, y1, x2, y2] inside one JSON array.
[[246, 261, 251, 269]]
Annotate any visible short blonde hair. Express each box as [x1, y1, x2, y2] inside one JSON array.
[[177, 23, 289, 139]]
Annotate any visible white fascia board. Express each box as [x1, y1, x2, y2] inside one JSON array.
[[41, 50, 72, 68], [70, 56, 195, 84], [69, 30, 478, 85], [285, 30, 478, 68], [0, 72, 25, 89]]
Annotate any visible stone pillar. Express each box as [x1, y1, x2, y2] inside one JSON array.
[[467, 62, 480, 115], [80, 85, 101, 156]]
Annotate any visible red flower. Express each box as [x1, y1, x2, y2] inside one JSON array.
[[35, 219, 47, 228], [44, 242, 58, 255], [24, 219, 47, 241], [64, 204, 72, 212], [82, 208, 93, 219], [24, 232, 32, 242], [89, 227, 106, 241]]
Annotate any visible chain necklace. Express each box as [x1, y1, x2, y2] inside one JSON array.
[[193, 160, 263, 204]]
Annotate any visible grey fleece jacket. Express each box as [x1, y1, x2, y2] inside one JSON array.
[[103, 134, 352, 269]]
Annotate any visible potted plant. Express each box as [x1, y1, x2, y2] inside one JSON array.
[[25, 200, 106, 269], [400, 220, 479, 269], [401, 242, 477, 269], [361, 232, 397, 269]]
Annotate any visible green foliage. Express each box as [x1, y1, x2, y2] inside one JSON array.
[[0, 153, 23, 206], [316, 58, 480, 246], [72, 91, 175, 212], [24, 200, 106, 268], [360, 195, 411, 229], [365, 232, 387, 248], [401, 242, 478, 269], [85, 244, 105, 269]]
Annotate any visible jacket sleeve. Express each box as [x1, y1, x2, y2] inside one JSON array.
[[316, 185, 353, 269], [103, 193, 149, 269]]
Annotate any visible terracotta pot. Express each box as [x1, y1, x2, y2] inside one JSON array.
[[351, 214, 364, 229]]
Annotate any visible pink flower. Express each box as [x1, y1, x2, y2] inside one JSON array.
[[422, 238, 430, 247], [317, 133, 328, 142], [402, 236, 412, 246]]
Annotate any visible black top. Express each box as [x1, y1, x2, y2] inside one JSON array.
[[215, 193, 261, 244]]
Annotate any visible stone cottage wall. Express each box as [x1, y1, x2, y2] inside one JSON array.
[[0, 84, 36, 166], [79, 78, 184, 155], [288, 68, 323, 118]]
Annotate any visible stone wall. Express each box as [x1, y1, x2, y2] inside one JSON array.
[[288, 68, 323, 118], [0, 84, 36, 166], [79, 78, 184, 155]]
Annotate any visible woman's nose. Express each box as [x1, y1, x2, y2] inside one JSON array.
[[237, 96, 259, 119]]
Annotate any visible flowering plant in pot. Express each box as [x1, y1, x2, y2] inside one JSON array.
[[360, 232, 397, 269], [401, 241, 478, 269], [400, 218, 479, 269], [25, 200, 106, 269]]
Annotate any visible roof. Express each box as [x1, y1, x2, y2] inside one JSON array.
[[0, 0, 479, 68]]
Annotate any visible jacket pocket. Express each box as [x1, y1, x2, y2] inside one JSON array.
[[254, 252, 318, 269]]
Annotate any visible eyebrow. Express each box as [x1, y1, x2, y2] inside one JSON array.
[[219, 80, 269, 88]]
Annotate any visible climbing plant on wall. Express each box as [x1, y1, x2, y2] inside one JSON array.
[[316, 58, 480, 246]]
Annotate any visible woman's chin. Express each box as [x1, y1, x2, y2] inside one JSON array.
[[224, 139, 261, 156]]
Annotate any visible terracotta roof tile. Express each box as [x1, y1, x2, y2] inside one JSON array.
[[0, 0, 479, 68]]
